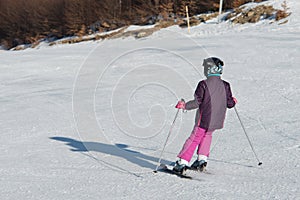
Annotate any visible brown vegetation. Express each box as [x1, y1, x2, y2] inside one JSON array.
[[225, 1, 291, 25], [276, 0, 291, 21], [0, 0, 291, 49], [227, 5, 275, 24]]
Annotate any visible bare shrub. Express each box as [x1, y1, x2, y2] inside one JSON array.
[[276, 0, 291, 21]]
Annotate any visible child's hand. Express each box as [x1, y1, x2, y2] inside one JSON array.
[[175, 100, 186, 109], [233, 97, 238, 104]]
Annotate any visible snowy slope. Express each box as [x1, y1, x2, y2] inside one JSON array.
[[1, 0, 300, 199]]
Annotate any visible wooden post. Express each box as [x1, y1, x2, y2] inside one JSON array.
[[186, 6, 190, 33], [218, 0, 224, 23]]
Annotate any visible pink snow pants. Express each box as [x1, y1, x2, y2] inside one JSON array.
[[177, 126, 214, 162]]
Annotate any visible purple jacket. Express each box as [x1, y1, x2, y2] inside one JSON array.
[[185, 76, 235, 131]]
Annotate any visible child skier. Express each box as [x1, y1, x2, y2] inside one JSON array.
[[174, 57, 237, 173]]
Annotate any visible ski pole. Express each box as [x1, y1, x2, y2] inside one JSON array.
[[234, 106, 262, 166], [154, 102, 182, 173]]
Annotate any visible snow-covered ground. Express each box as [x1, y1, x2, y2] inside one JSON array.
[[1, 0, 299, 199]]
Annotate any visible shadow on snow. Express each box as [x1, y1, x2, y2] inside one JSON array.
[[50, 136, 171, 171]]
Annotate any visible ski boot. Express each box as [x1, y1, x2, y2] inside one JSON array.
[[191, 160, 207, 172], [173, 160, 188, 174]]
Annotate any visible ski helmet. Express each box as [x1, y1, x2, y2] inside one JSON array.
[[202, 57, 224, 77]]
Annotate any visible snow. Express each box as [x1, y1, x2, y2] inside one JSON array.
[[125, 25, 156, 32], [0, 0, 299, 199]]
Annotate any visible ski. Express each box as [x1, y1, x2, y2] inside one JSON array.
[[158, 164, 192, 179], [188, 166, 213, 175], [156, 163, 212, 179]]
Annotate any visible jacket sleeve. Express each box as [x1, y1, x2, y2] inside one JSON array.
[[224, 81, 236, 109], [185, 81, 205, 110]]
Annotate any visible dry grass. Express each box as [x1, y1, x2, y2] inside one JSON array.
[[276, 0, 291, 21]]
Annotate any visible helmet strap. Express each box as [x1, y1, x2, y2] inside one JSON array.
[[207, 74, 221, 77]]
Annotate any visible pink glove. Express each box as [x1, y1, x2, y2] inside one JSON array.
[[233, 97, 238, 104], [175, 100, 185, 109]]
